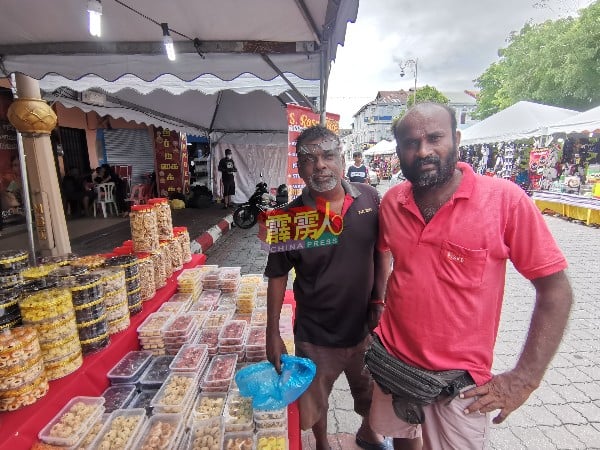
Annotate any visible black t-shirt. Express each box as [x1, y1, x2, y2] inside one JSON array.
[[346, 164, 369, 183], [218, 157, 237, 183], [264, 181, 380, 347]]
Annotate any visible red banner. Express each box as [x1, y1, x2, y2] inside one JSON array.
[[154, 129, 189, 197], [286, 105, 340, 201]]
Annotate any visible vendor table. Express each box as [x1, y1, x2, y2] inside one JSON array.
[[533, 191, 600, 226], [0, 254, 301, 450]]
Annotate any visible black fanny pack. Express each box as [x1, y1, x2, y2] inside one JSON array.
[[365, 333, 474, 424]]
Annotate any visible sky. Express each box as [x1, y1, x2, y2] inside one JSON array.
[[326, 0, 595, 128]]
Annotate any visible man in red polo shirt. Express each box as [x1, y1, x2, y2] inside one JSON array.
[[369, 102, 573, 449]]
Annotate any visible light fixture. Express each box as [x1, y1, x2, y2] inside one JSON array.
[[87, 0, 102, 37], [161, 23, 176, 61]]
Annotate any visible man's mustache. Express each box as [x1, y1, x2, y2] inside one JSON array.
[[415, 156, 440, 167]]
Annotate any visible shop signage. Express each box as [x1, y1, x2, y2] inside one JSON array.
[[154, 129, 189, 198]]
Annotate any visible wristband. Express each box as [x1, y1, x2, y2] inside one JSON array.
[[369, 300, 385, 305]]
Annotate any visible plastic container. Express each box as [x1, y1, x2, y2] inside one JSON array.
[[169, 344, 208, 373], [71, 254, 106, 270], [0, 250, 29, 272], [20, 288, 74, 323], [69, 273, 103, 306], [0, 269, 21, 287], [108, 314, 130, 336], [130, 204, 159, 253], [0, 325, 40, 371], [148, 198, 174, 240], [48, 265, 88, 287], [138, 355, 174, 390], [105, 255, 139, 279], [125, 274, 141, 293], [44, 349, 83, 380], [150, 372, 197, 414], [188, 417, 224, 449], [93, 267, 126, 294], [138, 313, 172, 338], [195, 327, 220, 356], [80, 332, 110, 355], [78, 414, 107, 450], [256, 429, 289, 449], [201, 353, 238, 392], [150, 251, 167, 289], [156, 301, 186, 315], [174, 227, 192, 264], [136, 252, 156, 301], [73, 296, 106, 323], [77, 314, 109, 341], [204, 310, 234, 328], [223, 392, 254, 433], [100, 384, 137, 413], [132, 413, 183, 450], [129, 389, 158, 416], [89, 408, 146, 450], [162, 313, 197, 338], [191, 392, 226, 422], [0, 371, 48, 412], [107, 350, 154, 384], [223, 431, 255, 450], [218, 320, 248, 346], [254, 407, 288, 430], [38, 396, 105, 447]]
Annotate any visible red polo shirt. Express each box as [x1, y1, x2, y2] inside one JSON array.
[[376, 162, 567, 384]]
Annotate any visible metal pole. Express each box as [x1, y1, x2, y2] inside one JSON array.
[[413, 59, 418, 106], [9, 74, 36, 265]]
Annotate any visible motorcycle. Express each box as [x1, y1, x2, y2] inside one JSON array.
[[233, 182, 288, 229]]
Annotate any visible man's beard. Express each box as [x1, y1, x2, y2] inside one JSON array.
[[306, 170, 339, 192], [401, 148, 458, 190]]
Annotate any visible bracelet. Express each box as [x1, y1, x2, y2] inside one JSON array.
[[369, 300, 385, 305]]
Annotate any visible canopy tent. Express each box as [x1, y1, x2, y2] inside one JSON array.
[[363, 139, 396, 156], [460, 101, 578, 146], [545, 105, 600, 136]]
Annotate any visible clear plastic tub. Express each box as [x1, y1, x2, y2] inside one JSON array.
[[223, 430, 255, 449], [246, 326, 266, 348], [250, 308, 267, 327], [132, 413, 183, 450], [256, 429, 289, 450], [129, 389, 158, 416], [156, 301, 186, 315], [150, 372, 197, 414], [162, 314, 197, 338], [187, 300, 215, 313], [100, 384, 137, 413], [78, 414, 106, 450], [89, 408, 146, 450], [223, 393, 254, 433], [137, 312, 171, 338], [169, 344, 208, 373], [254, 407, 288, 430], [107, 350, 154, 384], [195, 327, 221, 355], [204, 310, 234, 328], [138, 355, 174, 390], [201, 354, 238, 392], [218, 320, 248, 345], [38, 396, 105, 447], [191, 392, 226, 422], [197, 289, 221, 304], [188, 417, 223, 450]]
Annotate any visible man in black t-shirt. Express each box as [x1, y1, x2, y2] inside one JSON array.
[[264, 126, 390, 450], [346, 151, 369, 183], [217, 148, 237, 208]]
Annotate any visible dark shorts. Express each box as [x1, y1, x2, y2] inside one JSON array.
[[295, 335, 373, 430], [223, 180, 235, 196]]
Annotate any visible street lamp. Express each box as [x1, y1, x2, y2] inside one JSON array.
[[398, 58, 418, 106]]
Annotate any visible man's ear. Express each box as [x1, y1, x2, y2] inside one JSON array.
[[455, 130, 461, 147]]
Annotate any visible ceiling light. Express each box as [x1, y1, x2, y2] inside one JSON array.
[[87, 0, 102, 37], [161, 23, 176, 61]]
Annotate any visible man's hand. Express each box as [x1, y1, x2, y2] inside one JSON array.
[[367, 303, 384, 331], [460, 370, 537, 424], [266, 328, 288, 374]]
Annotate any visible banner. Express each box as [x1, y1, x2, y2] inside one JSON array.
[[0, 90, 23, 220], [286, 105, 340, 201], [529, 148, 550, 190], [154, 129, 189, 198]]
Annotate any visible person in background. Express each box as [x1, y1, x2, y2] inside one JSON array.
[[265, 125, 389, 450], [218, 148, 237, 208], [369, 102, 573, 449], [61, 167, 85, 216], [347, 151, 370, 183]]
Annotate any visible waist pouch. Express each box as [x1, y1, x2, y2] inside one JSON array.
[[365, 333, 474, 424]]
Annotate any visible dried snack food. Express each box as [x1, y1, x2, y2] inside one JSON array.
[[188, 417, 223, 450], [100, 384, 137, 413], [130, 204, 159, 253], [0, 372, 49, 411], [90, 408, 146, 449], [70, 254, 106, 270], [223, 431, 254, 450], [107, 350, 153, 384], [20, 288, 74, 323], [0, 250, 29, 272], [134, 413, 182, 450], [148, 198, 174, 240]]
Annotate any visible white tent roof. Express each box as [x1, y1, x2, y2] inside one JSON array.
[[364, 139, 396, 156], [0, 0, 357, 82], [460, 101, 578, 146], [545, 105, 600, 135]]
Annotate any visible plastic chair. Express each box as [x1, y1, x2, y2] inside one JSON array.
[[125, 184, 147, 206], [94, 182, 119, 218]]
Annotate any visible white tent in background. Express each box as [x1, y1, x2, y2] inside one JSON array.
[[460, 101, 578, 146], [363, 139, 396, 156], [545, 105, 600, 136]]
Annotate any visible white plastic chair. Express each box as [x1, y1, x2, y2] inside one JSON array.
[[93, 182, 119, 218]]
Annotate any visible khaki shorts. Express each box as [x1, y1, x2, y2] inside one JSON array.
[[369, 383, 490, 449], [295, 335, 373, 430]]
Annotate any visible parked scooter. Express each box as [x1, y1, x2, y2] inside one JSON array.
[[233, 182, 288, 229]]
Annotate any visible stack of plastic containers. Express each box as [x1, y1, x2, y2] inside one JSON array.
[[196, 327, 221, 357], [236, 275, 259, 314], [133, 413, 184, 450], [137, 312, 171, 355], [189, 289, 220, 313], [135, 252, 156, 302], [280, 303, 295, 355], [37, 396, 105, 449], [0, 250, 29, 289], [94, 267, 130, 335], [201, 266, 220, 291], [138, 355, 174, 391], [19, 288, 83, 380], [100, 384, 137, 414], [162, 313, 199, 355], [88, 408, 147, 449], [254, 407, 289, 433], [218, 266, 241, 294], [156, 300, 187, 316], [169, 343, 209, 375], [0, 285, 22, 330], [70, 273, 110, 355], [201, 353, 238, 393], [218, 319, 247, 359], [0, 325, 49, 412], [223, 391, 255, 444], [105, 255, 142, 315], [245, 326, 267, 362], [177, 268, 203, 301], [150, 372, 197, 430], [173, 226, 193, 264]]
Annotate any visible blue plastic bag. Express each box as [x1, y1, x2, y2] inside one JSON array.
[[234, 354, 317, 410]]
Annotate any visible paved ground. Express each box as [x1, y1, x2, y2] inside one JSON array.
[[204, 181, 600, 450]]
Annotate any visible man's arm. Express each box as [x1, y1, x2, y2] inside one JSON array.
[[368, 249, 392, 331], [462, 270, 573, 423], [266, 275, 289, 373]]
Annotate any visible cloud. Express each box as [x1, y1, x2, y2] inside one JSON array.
[[327, 0, 594, 127]]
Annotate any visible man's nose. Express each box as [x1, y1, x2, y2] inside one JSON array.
[[415, 140, 433, 158], [314, 155, 328, 169]]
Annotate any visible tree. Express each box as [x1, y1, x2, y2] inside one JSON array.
[[407, 85, 449, 108], [473, 1, 600, 118]]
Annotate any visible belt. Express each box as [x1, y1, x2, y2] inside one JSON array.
[[441, 372, 476, 403]]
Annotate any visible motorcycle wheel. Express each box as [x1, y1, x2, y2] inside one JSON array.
[[233, 205, 258, 229]]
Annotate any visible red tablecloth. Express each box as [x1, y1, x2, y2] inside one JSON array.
[[0, 256, 302, 450]]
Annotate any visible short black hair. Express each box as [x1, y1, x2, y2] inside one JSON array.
[[295, 125, 339, 150], [225, 148, 232, 155], [353, 151, 362, 158], [392, 102, 457, 142]]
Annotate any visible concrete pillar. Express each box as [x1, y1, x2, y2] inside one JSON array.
[[7, 74, 71, 256]]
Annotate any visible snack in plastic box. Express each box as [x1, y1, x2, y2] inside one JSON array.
[[138, 356, 174, 390], [204, 310, 233, 328], [201, 353, 238, 392], [162, 314, 197, 338], [192, 392, 226, 421], [133, 413, 183, 450], [77, 414, 106, 450], [150, 372, 197, 414], [129, 389, 158, 416], [223, 431, 254, 449], [137, 313, 172, 338], [223, 392, 254, 432], [156, 301, 186, 315], [218, 320, 247, 345], [256, 429, 289, 450], [188, 417, 223, 449], [100, 384, 137, 413], [89, 408, 146, 450], [38, 396, 105, 447], [169, 344, 208, 373], [107, 350, 153, 384], [195, 327, 220, 355]]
